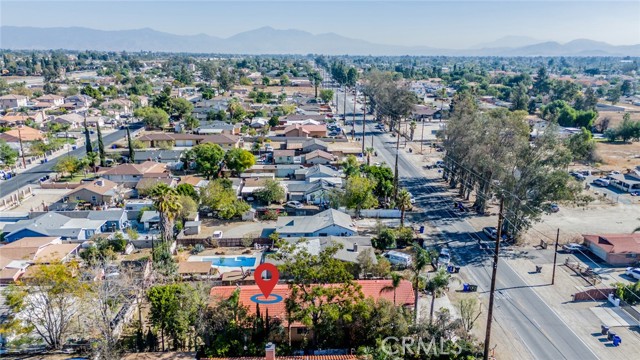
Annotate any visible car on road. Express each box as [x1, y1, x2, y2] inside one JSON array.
[[570, 172, 586, 181], [286, 201, 303, 208], [437, 249, 451, 266], [592, 178, 610, 187], [547, 203, 560, 213], [625, 267, 640, 280], [483, 227, 498, 240], [562, 243, 586, 253]]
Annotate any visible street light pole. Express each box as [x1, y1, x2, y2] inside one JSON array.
[[483, 198, 504, 360], [17, 126, 26, 169], [420, 118, 425, 154], [362, 93, 366, 155]]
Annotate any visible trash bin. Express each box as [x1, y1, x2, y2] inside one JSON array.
[[607, 331, 616, 341], [463, 283, 469, 292], [447, 265, 454, 273], [72, 145, 77, 150], [601, 325, 609, 336], [419, 226, 425, 234], [469, 285, 478, 292], [454, 266, 461, 273], [613, 335, 621, 346]]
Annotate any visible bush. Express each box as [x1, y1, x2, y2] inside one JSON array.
[[262, 209, 280, 220], [372, 228, 396, 250], [191, 244, 205, 254], [242, 234, 254, 248]]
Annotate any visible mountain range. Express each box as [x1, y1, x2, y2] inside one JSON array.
[[2, 26, 639, 56]]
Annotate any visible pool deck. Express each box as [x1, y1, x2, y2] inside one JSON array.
[[188, 254, 261, 274]]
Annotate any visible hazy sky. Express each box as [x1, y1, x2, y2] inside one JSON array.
[[1, 1, 639, 48]]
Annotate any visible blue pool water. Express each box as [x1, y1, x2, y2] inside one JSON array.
[[203, 256, 257, 267]]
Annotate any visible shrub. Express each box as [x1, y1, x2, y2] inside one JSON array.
[[191, 244, 205, 254]]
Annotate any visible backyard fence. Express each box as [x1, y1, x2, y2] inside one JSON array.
[[177, 237, 272, 248]]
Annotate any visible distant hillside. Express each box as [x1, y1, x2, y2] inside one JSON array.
[[2, 26, 639, 56]]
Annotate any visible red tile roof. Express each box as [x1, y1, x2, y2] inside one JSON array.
[[205, 356, 359, 360], [210, 279, 414, 322], [583, 234, 640, 254]]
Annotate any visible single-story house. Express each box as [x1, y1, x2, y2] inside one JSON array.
[[283, 124, 327, 138], [286, 180, 336, 204], [195, 121, 241, 135], [3, 212, 105, 242], [412, 105, 442, 121], [267, 236, 376, 266], [265, 209, 357, 238], [273, 150, 300, 165], [303, 150, 334, 165], [99, 161, 170, 187], [0, 94, 28, 109], [51, 113, 85, 129], [583, 234, 640, 266], [133, 149, 185, 164], [38, 209, 128, 233], [210, 279, 413, 341], [140, 210, 161, 231], [65, 178, 122, 206], [294, 164, 341, 181], [36, 94, 64, 107], [246, 164, 304, 178]]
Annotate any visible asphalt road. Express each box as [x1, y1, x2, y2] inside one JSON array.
[[366, 118, 600, 360], [0, 122, 144, 199]]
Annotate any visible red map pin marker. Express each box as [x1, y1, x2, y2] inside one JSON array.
[[254, 263, 279, 299]]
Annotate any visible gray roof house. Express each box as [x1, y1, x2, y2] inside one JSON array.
[[286, 180, 337, 204], [133, 149, 185, 164], [3, 212, 105, 243], [294, 164, 342, 181], [266, 236, 376, 265], [264, 209, 357, 238]]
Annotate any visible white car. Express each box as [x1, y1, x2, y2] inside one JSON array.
[[592, 178, 610, 187], [625, 267, 640, 281], [562, 243, 586, 253], [286, 201, 303, 208]]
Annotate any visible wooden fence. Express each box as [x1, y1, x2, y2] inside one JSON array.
[[177, 237, 273, 248]]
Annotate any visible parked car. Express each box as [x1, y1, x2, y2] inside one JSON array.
[[625, 267, 640, 281], [384, 250, 412, 267], [592, 178, 610, 187], [630, 191, 640, 196], [571, 172, 586, 181], [286, 201, 303, 208], [437, 249, 451, 266], [483, 227, 498, 240], [562, 243, 586, 253], [212, 230, 223, 239], [548, 203, 560, 213]]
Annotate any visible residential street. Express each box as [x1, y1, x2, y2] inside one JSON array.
[[0, 122, 144, 199], [364, 116, 601, 360]]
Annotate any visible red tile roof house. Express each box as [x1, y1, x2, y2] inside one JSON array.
[[137, 133, 241, 150], [582, 234, 640, 266], [283, 124, 327, 138], [210, 279, 414, 342]]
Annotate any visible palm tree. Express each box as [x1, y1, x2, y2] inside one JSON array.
[[425, 268, 455, 324], [150, 183, 182, 243], [409, 121, 417, 141], [397, 189, 412, 227], [411, 243, 431, 324], [365, 147, 375, 166], [380, 272, 404, 306]]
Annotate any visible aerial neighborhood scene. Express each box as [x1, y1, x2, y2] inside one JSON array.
[[1, 1, 640, 359]]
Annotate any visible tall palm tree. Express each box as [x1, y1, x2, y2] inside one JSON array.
[[409, 121, 417, 141], [365, 147, 375, 166], [411, 243, 431, 324], [397, 189, 412, 227], [380, 272, 404, 306], [425, 268, 455, 324], [150, 183, 182, 243]]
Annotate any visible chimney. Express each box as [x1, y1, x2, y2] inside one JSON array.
[[265, 342, 276, 360], [353, 243, 358, 252]]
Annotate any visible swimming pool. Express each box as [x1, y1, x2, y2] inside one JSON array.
[[202, 256, 257, 268]]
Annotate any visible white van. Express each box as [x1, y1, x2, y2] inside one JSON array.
[[384, 251, 413, 267]]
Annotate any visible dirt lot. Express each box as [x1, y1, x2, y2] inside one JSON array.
[[594, 141, 640, 170], [597, 110, 640, 129]]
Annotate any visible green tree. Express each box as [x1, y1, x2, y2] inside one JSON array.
[[620, 80, 634, 96], [147, 283, 201, 351], [510, 82, 529, 111], [341, 176, 378, 217], [199, 179, 250, 219], [566, 128, 596, 162], [2, 262, 87, 350], [169, 97, 194, 120], [341, 154, 361, 177], [397, 189, 412, 227], [379, 272, 404, 306], [261, 76, 270, 86], [255, 179, 285, 204], [54, 156, 82, 177], [280, 74, 291, 86], [409, 121, 417, 141], [126, 126, 135, 163], [319, 89, 334, 104], [0, 139, 18, 167], [83, 116, 93, 154], [217, 67, 234, 92], [176, 183, 198, 201], [607, 86, 622, 105], [183, 143, 225, 179], [411, 244, 431, 324], [309, 71, 323, 98], [96, 123, 105, 167], [135, 106, 169, 129], [184, 116, 200, 131], [372, 227, 396, 250], [271, 238, 364, 349], [425, 268, 454, 323], [224, 148, 256, 176]]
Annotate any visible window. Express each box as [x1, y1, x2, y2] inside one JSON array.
[[76, 196, 80, 200], [626, 254, 638, 258], [91, 196, 97, 202], [296, 328, 309, 335]]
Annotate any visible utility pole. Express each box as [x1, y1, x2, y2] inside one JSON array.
[[420, 118, 425, 154], [17, 126, 26, 169], [352, 88, 357, 140], [483, 198, 504, 360], [552, 228, 560, 285], [362, 93, 366, 154]]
